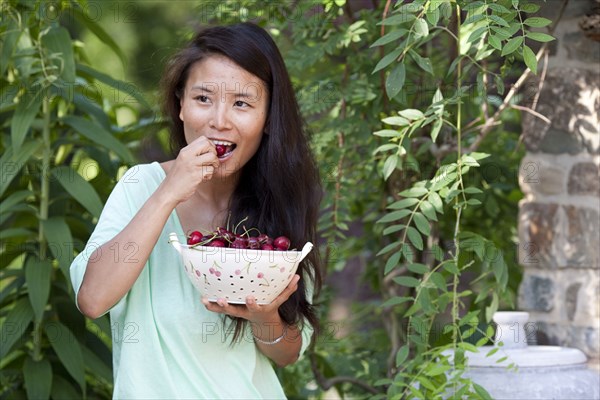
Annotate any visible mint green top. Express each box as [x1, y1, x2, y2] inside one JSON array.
[[70, 162, 312, 399]]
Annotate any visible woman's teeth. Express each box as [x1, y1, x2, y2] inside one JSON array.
[[213, 140, 236, 158]]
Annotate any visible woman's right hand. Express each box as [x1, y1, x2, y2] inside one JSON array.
[[158, 136, 220, 205]]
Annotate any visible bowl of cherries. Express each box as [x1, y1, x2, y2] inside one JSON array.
[[169, 220, 313, 305]]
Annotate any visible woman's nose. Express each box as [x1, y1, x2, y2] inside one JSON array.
[[209, 104, 232, 130]]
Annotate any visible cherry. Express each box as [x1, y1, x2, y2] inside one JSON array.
[[247, 237, 260, 249], [261, 243, 274, 251], [231, 237, 247, 249], [257, 233, 269, 244], [187, 231, 203, 245], [217, 227, 235, 243], [215, 144, 227, 157], [273, 236, 290, 251], [208, 239, 226, 247]]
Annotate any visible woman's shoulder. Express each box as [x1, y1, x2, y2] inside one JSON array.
[[118, 162, 166, 185]]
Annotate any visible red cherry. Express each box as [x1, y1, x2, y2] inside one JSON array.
[[187, 231, 203, 245], [217, 227, 235, 243], [209, 239, 226, 247], [215, 144, 227, 157], [247, 237, 260, 249], [231, 238, 247, 249], [261, 244, 274, 250], [257, 233, 269, 244], [273, 236, 290, 250]]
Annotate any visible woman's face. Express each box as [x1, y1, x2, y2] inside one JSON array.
[[179, 54, 269, 179]]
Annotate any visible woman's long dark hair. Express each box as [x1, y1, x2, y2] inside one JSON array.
[[161, 22, 322, 344]]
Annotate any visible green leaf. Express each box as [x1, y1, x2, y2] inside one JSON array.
[[371, 29, 407, 47], [52, 166, 103, 218], [407, 263, 429, 274], [1, 20, 21, 77], [382, 116, 410, 126], [465, 1, 485, 11], [462, 155, 480, 167], [41, 26, 75, 82], [383, 154, 399, 180], [413, 212, 431, 236], [377, 242, 400, 256], [388, 197, 420, 209], [383, 224, 407, 235], [63, 116, 134, 163], [398, 109, 424, 120], [42, 217, 73, 280], [385, 251, 402, 274], [379, 209, 411, 223], [73, 6, 126, 65], [488, 15, 510, 28], [11, 90, 43, 154], [406, 226, 423, 250], [395, 344, 409, 367], [526, 32, 555, 42], [501, 36, 523, 56], [488, 3, 511, 14], [414, 18, 429, 38], [419, 200, 438, 221], [464, 12, 486, 26], [373, 130, 400, 138], [25, 257, 52, 323], [523, 45, 537, 74], [400, 186, 428, 198], [0, 141, 42, 198], [374, 143, 399, 154], [24, 357, 52, 400], [393, 276, 420, 287], [443, 261, 460, 274], [520, 3, 541, 13], [45, 322, 86, 391], [77, 64, 149, 108], [495, 75, 505, 95], [0, 190, 33, 214], [491, 254, 508, 287], [489, 34, 502, 50], [0, 298, 33, 359], [467, 27, 487, 44], [524, 17, 552, 28], [382, 296, 413, 307], [430, 118, 443, 143], [409, 50, 434, 75], [428, 191, 443, 212], [491, 26, 512, 39], [430, 272, 447, 291], [373, 47, 403, 74], [473, 383, 493, 400], [51, 376, 81, 400], [386, 63, 406, 99]]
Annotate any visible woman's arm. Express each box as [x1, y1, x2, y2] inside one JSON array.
[[77, 188, 178, 319], [77, 137, 219, 319]]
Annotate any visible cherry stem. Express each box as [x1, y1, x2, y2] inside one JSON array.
[[233, 216, 249, 234]]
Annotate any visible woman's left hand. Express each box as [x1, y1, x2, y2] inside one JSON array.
[[201, 274, 300, 323]]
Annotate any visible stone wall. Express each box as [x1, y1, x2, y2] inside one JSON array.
[[518, 0, 600, 360]]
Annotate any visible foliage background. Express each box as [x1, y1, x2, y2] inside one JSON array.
[[1, 0, 554, 398]]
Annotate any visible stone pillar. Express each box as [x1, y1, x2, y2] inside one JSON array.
[[517, 0, 600, 362]]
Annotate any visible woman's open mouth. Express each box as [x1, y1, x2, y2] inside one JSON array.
[[212, 140, 236, 160]]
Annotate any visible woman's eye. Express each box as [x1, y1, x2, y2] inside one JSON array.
[[196, 95, 209, 103], [234, 100, 249, 108]]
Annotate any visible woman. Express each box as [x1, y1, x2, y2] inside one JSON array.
[[70, 22, 322, 399]]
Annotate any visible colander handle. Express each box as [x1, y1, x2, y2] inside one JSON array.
[[299, 242, 314, 262], [169, 232, 183, 254]]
